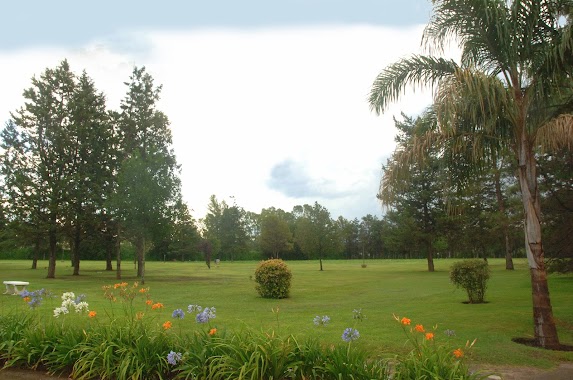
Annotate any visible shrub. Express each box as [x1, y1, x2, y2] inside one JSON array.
[[450, 259, 490, 303], [254, 259, 292, 299]]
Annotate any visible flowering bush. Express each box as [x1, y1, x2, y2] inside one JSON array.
[[391, 314, 480, 380], [254, 259, 292, 299], [1, 282, 480, 380]]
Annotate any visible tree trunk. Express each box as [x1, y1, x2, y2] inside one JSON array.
[[426, 236, 435, 272], [116, 225, 122, 280], [72, 224, 81, 276], [136, 235, 146, 284], [31, 239, 39, 269], [105, 230, 113, 271], [504, 230, 514, 270], [426, 249, 435, 272], [319, 257, 323, 271], [494, 165, 514, 270], [517, 138, 560, 348], [47, 217, 57, 278]]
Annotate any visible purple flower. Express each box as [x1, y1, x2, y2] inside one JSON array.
[[167, 351, 182, 365], [172, 309, 185, 319], [341, 328, 360, 342], [196, 311, 209, 323], [313, 315, 330, 326], [195, 307, 216, 323]]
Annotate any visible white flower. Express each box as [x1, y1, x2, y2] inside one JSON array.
[[61, 292, 75, 301], [53, 306, 69, 318], [74, 301, 89, 313], [187, 304, 203, 313], [62, 299, 75, 310]]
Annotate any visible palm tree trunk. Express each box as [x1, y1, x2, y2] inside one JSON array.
[[517, 139, 560, 348]]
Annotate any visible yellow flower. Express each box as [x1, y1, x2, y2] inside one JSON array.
[[209, 328, 217, 336], [425, 332, 434, 340], [136, 312, 144, 320], [415, 324, 424, 333], [453, 348, 464, 358], [163, 321, 172, 330], [88, 311, 97, 318], [401, 317, 411, 326]]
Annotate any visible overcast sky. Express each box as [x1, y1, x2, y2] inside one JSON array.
[[0, 0, 435, 221]]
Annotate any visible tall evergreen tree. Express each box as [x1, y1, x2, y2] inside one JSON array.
[[112, 66, 182, 282], [2, 60, 77, 278]]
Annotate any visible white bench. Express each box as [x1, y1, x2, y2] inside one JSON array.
[[3, 281, 30, 295]]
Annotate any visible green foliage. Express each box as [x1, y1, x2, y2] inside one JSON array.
[[260, 211, 293, 259], [254, 259, 292, 299], [392, 315, 483, 380], [450, 259, 491, 304]]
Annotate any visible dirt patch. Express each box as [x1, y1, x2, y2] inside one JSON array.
[[0, 368, 67, 379], [512, 337, 573, 351], [475, 363, 573, 380], [3, 364, 573, 380]]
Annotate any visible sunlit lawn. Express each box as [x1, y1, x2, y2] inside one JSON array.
[[1, 258, 572, 368]]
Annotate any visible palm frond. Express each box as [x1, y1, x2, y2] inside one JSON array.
[[369, 55, 458, 115], [536, 114, 573, 151]]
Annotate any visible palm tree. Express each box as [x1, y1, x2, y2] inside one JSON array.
[[369, 0, 573, 349]]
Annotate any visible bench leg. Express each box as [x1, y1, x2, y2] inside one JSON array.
[[3, 284, 11, 295], [12, 285, 26, 295]]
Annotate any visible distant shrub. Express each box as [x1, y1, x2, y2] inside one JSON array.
[[449, 259, 490, 304], [546, 257, 573, 274], [254, 259, 292, 299]]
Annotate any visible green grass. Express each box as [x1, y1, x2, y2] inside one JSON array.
[[1, 258, 572, 369]]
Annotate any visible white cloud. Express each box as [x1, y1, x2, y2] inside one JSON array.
[[0, 24, 433, 220]]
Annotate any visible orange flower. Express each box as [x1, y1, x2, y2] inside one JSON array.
[[401, 317, 411, 326], [139, 288, 148, 293], [209, 328, 217, 336], [88, 311, 97, 318], [425, 332, 434, 340], [163, 321, 172, 330], [414, 324, 424, 333], [146, 299, 153, 306], [152, 302, 164, 310], [23, 296, 31, 303], [453, 348, 464, 358]]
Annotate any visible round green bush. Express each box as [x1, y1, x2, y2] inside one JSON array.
[[449, 259, 490, 304], [254, 259, 292, 299]]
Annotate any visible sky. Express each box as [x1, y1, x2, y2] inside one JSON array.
[[0, 0, 435, 221]]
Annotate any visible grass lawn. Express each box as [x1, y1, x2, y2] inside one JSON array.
[[1, 258, 572, 369]]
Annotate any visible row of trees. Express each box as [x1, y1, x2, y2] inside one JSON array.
[[0, 60, 188, 281]]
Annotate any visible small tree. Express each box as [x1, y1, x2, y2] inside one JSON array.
[[450, 259, 490, 304], [254, 259, 292, 299]]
